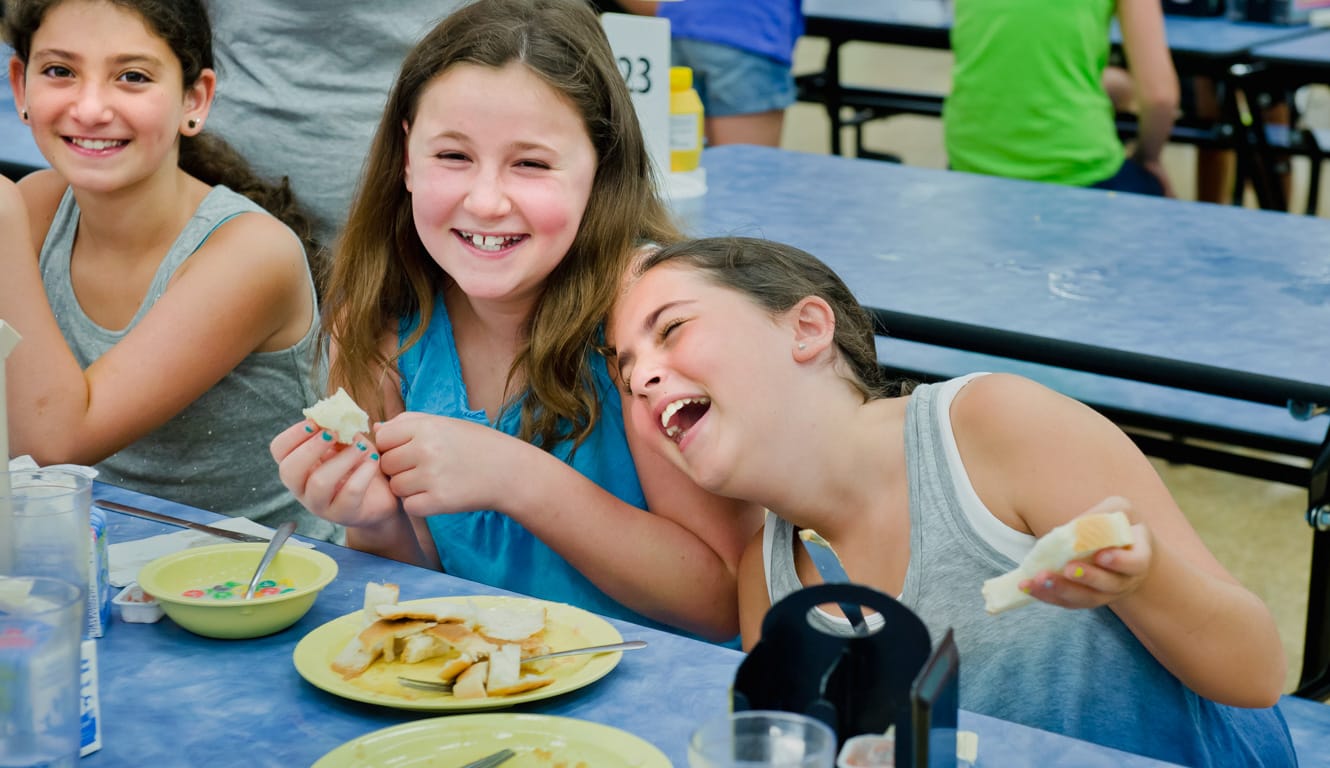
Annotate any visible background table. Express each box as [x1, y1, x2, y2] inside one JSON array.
[[1244, 29, 1330, 213], [689, 144, 1330, 697], [87, 482, 1235, 767]]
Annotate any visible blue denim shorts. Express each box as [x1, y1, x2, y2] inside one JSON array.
[[1090, 157, 1165, 197], [670, 37, 795, 118]]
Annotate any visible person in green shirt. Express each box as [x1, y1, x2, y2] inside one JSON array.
[[944, 0, 1179, 196]]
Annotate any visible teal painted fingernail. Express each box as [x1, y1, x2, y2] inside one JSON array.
[[370, 453, 379, 461], [355, 442, 367, 451], [304, 425, 314, 433], [321, 431, 333, 441]]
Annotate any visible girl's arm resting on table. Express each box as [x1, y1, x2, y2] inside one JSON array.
[[6, 178, 313, 465], [376, 412, 763, 641], [1119, 0, 1180, 172], [956, 374, 1285, 707]]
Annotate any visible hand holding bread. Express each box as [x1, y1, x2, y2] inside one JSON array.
[[983, 497, 1146, 614], [302, 387, 371, 444], [270, 390, 403, 533]]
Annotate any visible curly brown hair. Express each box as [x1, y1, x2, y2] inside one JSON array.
[[326, 0, 680, 449]]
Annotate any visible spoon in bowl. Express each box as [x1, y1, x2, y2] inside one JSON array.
[[242, 521, 297, 599]]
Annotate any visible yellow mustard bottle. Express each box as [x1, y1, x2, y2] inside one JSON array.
[[669, 66, 704, 173]]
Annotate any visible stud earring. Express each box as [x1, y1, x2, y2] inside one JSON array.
[[21, 110, 28, 120], [797, 343, 807, 350], [187, 118, 198, 129]]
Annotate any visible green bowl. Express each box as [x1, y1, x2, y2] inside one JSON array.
[[137, 542, 338, 639]]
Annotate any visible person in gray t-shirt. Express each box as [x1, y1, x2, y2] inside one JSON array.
[[204, 1, 465, 247]]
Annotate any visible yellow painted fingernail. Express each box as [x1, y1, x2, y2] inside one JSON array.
[[1073, 566, 1085, 579]]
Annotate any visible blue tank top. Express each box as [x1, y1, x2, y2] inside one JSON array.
[[397, 298, 671, 629]]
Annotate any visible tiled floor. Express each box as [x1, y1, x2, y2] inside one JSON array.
[[780, 38, 1325, 694]]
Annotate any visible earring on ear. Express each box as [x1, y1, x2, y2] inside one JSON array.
[[798, 343, 807, 350], [187, 118, 198, 129], [21, 110, 28, 120]]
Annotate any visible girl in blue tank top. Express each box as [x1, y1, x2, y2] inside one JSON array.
[[270, 0, 761, 641]]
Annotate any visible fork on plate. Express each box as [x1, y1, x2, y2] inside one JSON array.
[[459, 748, 515, 768], [397, 639, 647, 692]]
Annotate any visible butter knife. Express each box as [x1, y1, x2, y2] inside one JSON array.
[[94, 499, 269, 543], [798, 528, 869, 635]]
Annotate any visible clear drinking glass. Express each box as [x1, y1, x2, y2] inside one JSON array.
[[3, 469, 92, 597], [0, 575, 84, 768], [688, 710, 837, 768]]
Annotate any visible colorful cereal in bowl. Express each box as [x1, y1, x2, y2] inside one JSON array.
[[137, 543, 338, 639]]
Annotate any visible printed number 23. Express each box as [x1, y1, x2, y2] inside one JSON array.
[[618, 56, 652, 94]]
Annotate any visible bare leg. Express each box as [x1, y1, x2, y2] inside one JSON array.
[[1192, 76, 1233, 204], [705, 110, 786, 147]]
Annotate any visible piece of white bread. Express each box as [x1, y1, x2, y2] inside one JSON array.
[[330, 635, 379, 680], [331, 617, 438, 678], [982, 499, 1135, 615], [486, 642, 556, 696], [362, 582, 399, 627], [437, 654, 477, 682], [375, 599, 476, 625], [485, 643, 522, 692], [302, 387, 370, 444], [427, 622, 499, 658], [476, 603, 546, 642], [452, 660, 489, 700], [399, 633, 449, 665]]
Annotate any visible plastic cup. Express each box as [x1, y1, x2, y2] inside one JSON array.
[[689, 710, 837, 768], [3, 470, 91, 599], [0, 575, 84, 767]]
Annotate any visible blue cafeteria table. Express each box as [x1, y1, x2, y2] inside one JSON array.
[[86, 482, 1203, 767]]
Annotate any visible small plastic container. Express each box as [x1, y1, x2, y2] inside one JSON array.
[[113, 583, 164, 624], [837, 734, 895, 767]]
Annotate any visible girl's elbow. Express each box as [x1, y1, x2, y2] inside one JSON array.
[[16, 437, 98, 468], [1216, 659, 1286, 709]]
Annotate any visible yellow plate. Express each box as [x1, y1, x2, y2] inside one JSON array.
[[311, 712, 672, 767], [293, 595, 624, 711]]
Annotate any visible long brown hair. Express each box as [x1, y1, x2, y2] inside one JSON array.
[[4, 0, 320, 263], [327, 0, 679, 448]]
